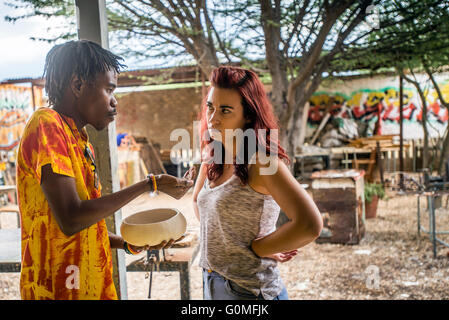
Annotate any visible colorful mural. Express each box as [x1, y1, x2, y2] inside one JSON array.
[[0, 84, 44, 186], [308, 82, 449, 126], [0, 84, 42, 151]]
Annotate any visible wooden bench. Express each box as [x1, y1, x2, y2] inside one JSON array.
[[0, 228, 21, 272], [0, 200, 21, 273]]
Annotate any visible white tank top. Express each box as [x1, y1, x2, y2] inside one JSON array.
[[197, 171, 284, 300]]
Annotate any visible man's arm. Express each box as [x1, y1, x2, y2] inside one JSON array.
[[108, 232, 125, 249], [41, 164, 152, 236], [41, 164, 195, 237]]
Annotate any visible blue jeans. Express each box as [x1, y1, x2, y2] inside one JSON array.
[[202, 269, 289, 300]]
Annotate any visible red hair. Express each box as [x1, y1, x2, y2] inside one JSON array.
[[199, 66, 290, 185]]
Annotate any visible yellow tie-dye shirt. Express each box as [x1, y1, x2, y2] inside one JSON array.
[[16, 107, 117, 300]]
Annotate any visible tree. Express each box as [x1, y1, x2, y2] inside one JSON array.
[[4, 0, 436, 162], [340, 0, 449, 171]]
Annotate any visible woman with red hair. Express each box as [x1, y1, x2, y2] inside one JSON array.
[[192, 66, 322, 300]]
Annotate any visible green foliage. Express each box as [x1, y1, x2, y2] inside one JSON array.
[[335, 0, 449, 73], [364, 182, 385, 203]]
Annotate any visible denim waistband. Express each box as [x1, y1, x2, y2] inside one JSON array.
[[203, 268, 223, 278]]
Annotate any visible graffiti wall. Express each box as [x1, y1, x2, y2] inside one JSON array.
[[0, 84, 43, 185], [306, 74, 449, 139], [0, 84, 41, 151]]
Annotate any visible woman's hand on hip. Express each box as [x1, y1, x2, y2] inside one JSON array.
[[265, 250, 298, 263]]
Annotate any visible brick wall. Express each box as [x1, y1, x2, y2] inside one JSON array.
[[116, 86, 204, 150], [115, 84, 272, 152]]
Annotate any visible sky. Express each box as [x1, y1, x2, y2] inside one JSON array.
[[0, 1, 150, 83], [0, 1, 61, 82]]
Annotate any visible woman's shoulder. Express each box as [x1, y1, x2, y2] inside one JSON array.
[[250, 153, 284, 173], [248, 154, 284, 195]]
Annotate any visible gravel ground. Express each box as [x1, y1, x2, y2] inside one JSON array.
[[1, 190, 448, 300]]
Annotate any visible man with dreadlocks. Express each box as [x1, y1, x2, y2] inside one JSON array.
[[16, 40, 195, 300]]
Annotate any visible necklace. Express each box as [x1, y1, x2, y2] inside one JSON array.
[[54, 109, 99, 189]]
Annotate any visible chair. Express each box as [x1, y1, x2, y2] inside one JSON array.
[[353, 148, 377, 182]]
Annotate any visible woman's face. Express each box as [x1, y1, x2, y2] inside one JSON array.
[[206, 86, 248, 144]]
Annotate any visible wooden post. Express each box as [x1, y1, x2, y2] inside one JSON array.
[[30, 82, 36, 111], [75, 0, 128, 299]]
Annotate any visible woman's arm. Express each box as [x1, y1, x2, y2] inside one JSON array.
[[250, 157, 323, 258], [192, 163, 208, 221]]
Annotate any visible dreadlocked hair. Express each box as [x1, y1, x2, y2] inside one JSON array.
[[43, 40, 126, 107]]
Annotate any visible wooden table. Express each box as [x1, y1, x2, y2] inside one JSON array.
[[0, 228, 200, 300], [126, 232, 199, 300]]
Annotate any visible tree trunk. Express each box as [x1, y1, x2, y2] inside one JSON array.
[[399, 68, 430, 170], [438, 126, 449, 175], [423, 63, 449, 174], [416, 86, 429, 169]]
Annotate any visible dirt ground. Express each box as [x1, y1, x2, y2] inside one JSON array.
[[1, 190, 449, 300]]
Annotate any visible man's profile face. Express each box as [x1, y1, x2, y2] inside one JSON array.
[[77, 69, 118, 131]]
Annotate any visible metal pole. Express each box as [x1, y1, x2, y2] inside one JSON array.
[[75, 0, 127, 299], [417, 195, 421, 239], [399, 75, 404, 188], [429, 195, 437, 258]]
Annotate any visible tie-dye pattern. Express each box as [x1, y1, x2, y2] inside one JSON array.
[[16, 107, 117, 300]]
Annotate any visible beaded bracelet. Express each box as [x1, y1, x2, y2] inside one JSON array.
[[123, 241, 139, 255], [147, 173, 158, 196]]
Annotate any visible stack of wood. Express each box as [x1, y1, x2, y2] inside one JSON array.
[[160, 149, 172, 163], [134, 137, 167, 175], [347, 134, 401, 149]]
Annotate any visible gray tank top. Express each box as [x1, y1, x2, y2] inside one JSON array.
[[197, 169, 284, 300]]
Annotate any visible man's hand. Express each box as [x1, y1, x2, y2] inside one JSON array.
[[156, 166, 197, 200], [128, 234, 186, 253]]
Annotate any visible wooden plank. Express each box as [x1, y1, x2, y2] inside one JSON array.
[[136, 137, 167, 175], [310, 97, 334, 145], [0, 185, 16, 194], [0, 204, 19, 213]]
